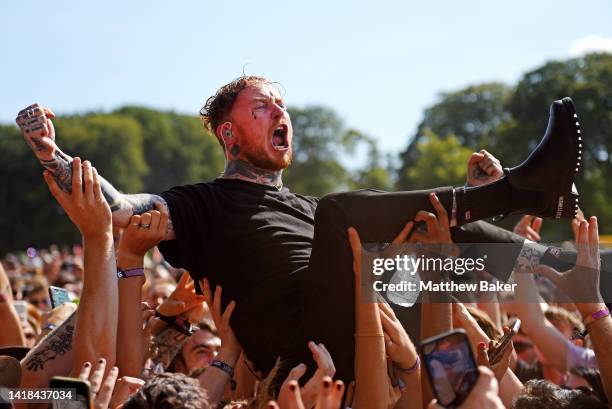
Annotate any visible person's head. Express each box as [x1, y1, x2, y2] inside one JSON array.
[[25, 282, 50, 312], [168, 324, 221, 374], [145, 280, 176, 309], [512, 379, 607, 409], [121, 372, 209, 409], [200, 76, 293, 171], [466, 306, 502, 340], [544, 306, 584, 339]]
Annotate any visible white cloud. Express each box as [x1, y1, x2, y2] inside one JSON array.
[[570, 35, 612, 56]]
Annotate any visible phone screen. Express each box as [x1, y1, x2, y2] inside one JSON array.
[[49, 286, 71, 309], [50, 377, 91, 409], [421, 330, 479, 408]]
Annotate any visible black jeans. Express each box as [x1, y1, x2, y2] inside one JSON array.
[[275, 188, 610, 383], [299, 188, 525, 382]]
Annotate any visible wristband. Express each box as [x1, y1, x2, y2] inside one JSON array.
[[154, 310, 194, 336], [211, 359, 235, 378], [394, 356, 420, 374], [584, 307, 610, 328], [117, 268, 144, 279]]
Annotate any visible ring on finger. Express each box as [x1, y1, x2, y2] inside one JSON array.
[[139, 224, 151, 229]]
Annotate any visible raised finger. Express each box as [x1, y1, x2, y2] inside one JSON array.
[[516, 215, 533, 231], [531, 217, 543, 234], [221, 300, 236, 326], [89, 358, 106, 394], [96, 366, 119, 405], [316, 377, 334, 409], [378, 301, 398, 320], [331, 380, 345, 407], [158, 209, 169, 237], [525, 226, 541, 242], [72, 157, 83, 198], [139, 212, 152, 228], [201, 278, 212, 307], [82, 161, 94, 202], [92, 167, 103, 202], [588, 216, 599, 263], [576, 220, 589, 266], [129, 215, 141, 229], [213, 285, 223, 323], [178, 271, 190, 288], [148, 210, 161, 231], [429, 193, 449, 227], [78, 362, 92, 380], [391, 221, 414, 244], [347, 227, 362, 277]]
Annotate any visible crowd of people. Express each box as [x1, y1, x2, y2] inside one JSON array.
[[0, 166, 610, 408], [2, 77, 611, 408]]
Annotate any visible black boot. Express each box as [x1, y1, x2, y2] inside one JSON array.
[[505, 97, 581, 219], [454, 98, 581, 224]]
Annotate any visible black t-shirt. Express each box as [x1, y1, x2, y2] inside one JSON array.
[[158, 178, 319, 368]]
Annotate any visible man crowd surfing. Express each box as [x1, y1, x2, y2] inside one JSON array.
[[1, 76, 611, 408]]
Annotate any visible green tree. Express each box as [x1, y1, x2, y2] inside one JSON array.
[[398, 83, 512, 189], [399, 130, 472, 190]]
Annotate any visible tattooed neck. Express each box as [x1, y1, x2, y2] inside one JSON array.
[[221, 159, 283, 189]]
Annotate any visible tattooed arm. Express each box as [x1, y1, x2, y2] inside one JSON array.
[[20, 310, 76, 390], [16, 104, 176, 240]]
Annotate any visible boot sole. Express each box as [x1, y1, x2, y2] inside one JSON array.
[[555, 98, 580, 219]]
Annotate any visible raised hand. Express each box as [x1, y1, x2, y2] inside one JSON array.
[[513, 215, 543, 242], [43, 157, 111, 239], [200, 279, 241, 359], [78, 358, 119, 409], [409, 193, 454, 247], [378, 302, 418, 371], [156, 272, 206, 320], [535, 217, 603, 306], [466, 149, 504, 187], [276, 374, 344, 409], [118, 206, 169, 267], [15, 103, 57, 161]]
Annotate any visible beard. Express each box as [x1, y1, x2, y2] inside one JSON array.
[[243, 146, 293, 171]]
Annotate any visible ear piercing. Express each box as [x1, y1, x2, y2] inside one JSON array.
[[225, 130, 232, 137]]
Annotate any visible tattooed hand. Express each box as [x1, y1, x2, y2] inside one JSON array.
[[43, 157, 112, 239], [16, 103, 57, 161], [466, 149, 504, 187]]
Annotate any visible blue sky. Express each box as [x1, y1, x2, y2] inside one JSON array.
[[1, 0, 611, 153]]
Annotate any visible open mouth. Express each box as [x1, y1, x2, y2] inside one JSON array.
[[271, 124, 289, 150]]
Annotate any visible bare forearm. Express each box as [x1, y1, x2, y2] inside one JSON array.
[[116, 275, 146, 377], [355, 303, 388, 409], [579, 306, 612, 401], [21, 311, 76, 387], [499, 369, 523, 409], [395, 372, 422, 409], [74, 233, 118, 372], [523, 319, 569, 373], [198, 348, 239, 404], [420, 302, 452, 405]]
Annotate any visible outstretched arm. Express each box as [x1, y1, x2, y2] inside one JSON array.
[[16, 104, 175, 239]]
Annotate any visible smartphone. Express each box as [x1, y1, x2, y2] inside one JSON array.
[[12, 300, 28, 322], [49, 376, 92, 409], [49, 286, 71, 309], [420, 329, 479, 408], [488, 318, 521, 365]]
